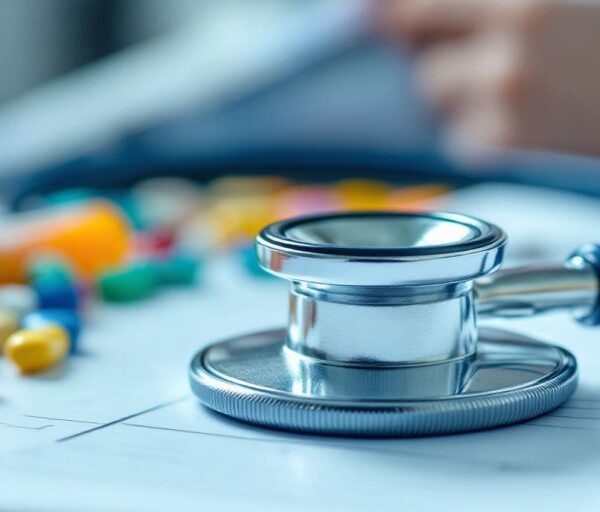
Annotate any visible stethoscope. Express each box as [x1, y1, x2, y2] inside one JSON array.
[[190, 211, 600, 436]]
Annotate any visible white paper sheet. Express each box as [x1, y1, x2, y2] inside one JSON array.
[[2, 183, 600, 511]]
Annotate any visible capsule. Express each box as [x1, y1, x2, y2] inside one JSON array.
[[132, 177, 203, 231], [4, 325, 69, 374], [133, 230, 176, 258], [0, 201, 130, 283], [275, 187, 342, 219], [0, 285, 38, 318], [22, 309, 81, 353], [34, 279, 80, 311], [28, 255, 74, 286], [98, 263, 156, 302], [0, 309, 19, 349], [154, 255, 200, 286], [337, 179, 391, 210]]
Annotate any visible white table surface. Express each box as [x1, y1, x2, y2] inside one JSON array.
[[2, 182, 600, 511]]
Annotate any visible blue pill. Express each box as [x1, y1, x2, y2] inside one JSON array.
[[22, 309, 81, 353], [34, 281, 80, 310]]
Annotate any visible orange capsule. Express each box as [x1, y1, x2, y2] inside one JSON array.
[[0, 201, 131, 283], [387, 184, 452, 210]]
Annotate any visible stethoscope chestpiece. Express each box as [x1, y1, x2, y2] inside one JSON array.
[[257, 211, 506, 286], [190, 211, 577, 437]]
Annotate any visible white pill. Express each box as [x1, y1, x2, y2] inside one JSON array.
[[0, 285, 38, 319], [133, 178, 203, 230]]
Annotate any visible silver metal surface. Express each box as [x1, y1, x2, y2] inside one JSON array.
[[190, 327, 577, 436], [257, 212, 506, 286], [258, 211, 505, 366], [190, 211, 595, 436], [476, 264, 597, 318], [288, 282, 477, 364]]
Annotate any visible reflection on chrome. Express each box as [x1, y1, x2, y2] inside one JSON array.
[[285, 215, 478, 248]]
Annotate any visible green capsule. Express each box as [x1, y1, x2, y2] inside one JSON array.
[[98, 263, 157, 303], [155, 255, 201, 286]]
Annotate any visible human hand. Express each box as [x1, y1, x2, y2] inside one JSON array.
[[379, 0, 600, 157]]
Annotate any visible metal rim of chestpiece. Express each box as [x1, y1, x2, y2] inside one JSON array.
[[189, 211, 580, 437]]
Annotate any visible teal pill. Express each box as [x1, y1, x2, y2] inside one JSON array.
[[29, 256, 74, 287], [154, 255, 200, 286], [98, 263, 157, 303], [103, 192, 145, 231], [44, 188, 94, 206]]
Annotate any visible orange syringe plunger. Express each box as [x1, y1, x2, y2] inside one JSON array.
[[0, 201, 131, 283]]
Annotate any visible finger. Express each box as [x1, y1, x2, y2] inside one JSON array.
[[416, 43, 478, 114], [442, 97, 521, 165], [379, 0, 545, 44], [379, 0, 494, 42], [417, 34, 529, 115]]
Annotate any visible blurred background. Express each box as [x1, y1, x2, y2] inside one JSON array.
[[3, 0, 600, 205], [1, 0, 600, 266], [2, 0, 431, 202]]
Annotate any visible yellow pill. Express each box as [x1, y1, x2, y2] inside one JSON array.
[[4, 325, 69, 374], [0, 309, 19, 350], [337, 179, 391, 210], [209, 196, 278, 245]]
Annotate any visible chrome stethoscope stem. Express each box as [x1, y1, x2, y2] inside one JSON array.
[[475, 246, 600, 324], [288, 280, 477, 364]]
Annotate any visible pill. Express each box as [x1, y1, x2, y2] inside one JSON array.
[[132, 178, 203, 231], [98, 263, 156, 302], [133, 229, 176, 258], [0, 201, 131, 283], [337, 179, 391, 210], [0, 309, 19, 349], [35, 280, 80, 310], [154, 255, 200, 286], [103, 192, 145, 231], [28, 255, 74, 287], [209, 176, 288, 197], [0, 285, 38, 318], [4, 325, 69, 374], [210, 195, 276, 245], [177, 214, 221, 254], [23, 310, 81, 353], [207, 177, 288, 246], [275, 186, 342, 219], [387, 184, 451, 210]]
